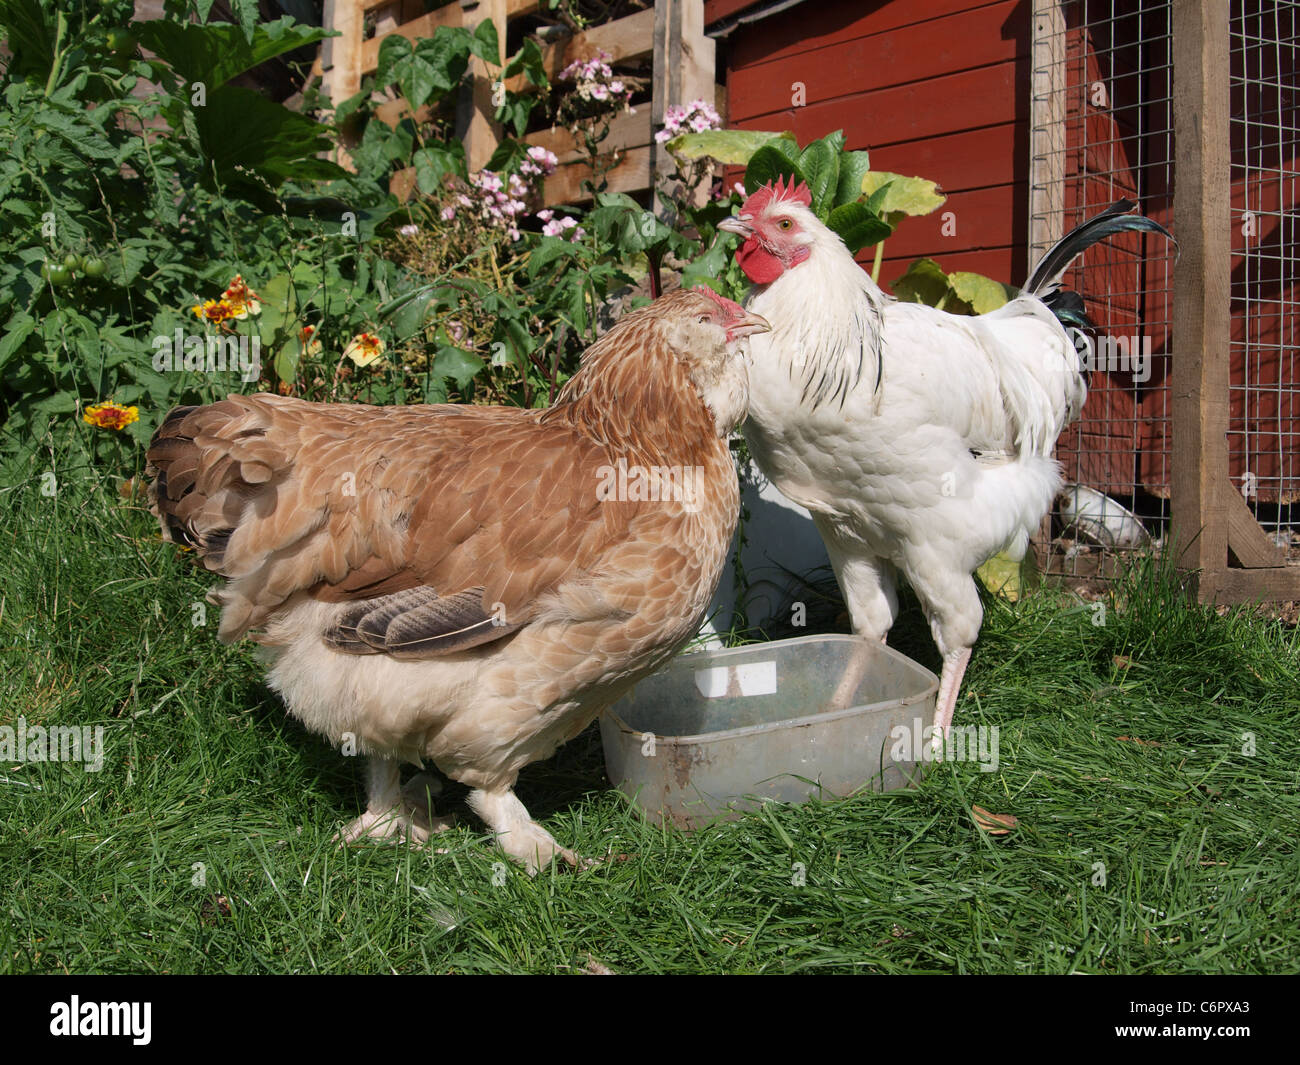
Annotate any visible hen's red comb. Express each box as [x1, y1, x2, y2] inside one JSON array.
[[692, 285, 744, 317], [742, 175, 812, 215]]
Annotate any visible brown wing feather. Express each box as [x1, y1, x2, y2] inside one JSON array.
[[147, 394, 639, 650]]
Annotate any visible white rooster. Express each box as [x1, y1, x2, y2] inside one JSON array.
[[719, 180, 1172, 742]]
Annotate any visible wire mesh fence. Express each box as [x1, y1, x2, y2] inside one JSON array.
[[1029, 0, 1297, 578]]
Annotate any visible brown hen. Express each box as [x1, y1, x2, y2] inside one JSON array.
[[147, 288, 768, 871]]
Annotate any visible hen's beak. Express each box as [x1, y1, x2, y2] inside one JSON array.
[[718, 215, 753, 238], [729, 310, 770, 339]]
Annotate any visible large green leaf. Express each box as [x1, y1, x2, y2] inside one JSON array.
[[826, 202, 894, 255], [432, 346, 484, 389], [0, 0, 57, 82], [666, 129, 795, 166], [375, 29, 474, 111], [389, 287, 436, 340], [834, 150, 873, 209], [861, 172, 946, 217], [796, 137, 840, 218], [890, 258, 952, 307], [469, 18, 501, 66], [134, 17, 336, 91], [503, 37, 547, 85], [191, 86, 345, 198], [744, 145, 805, 196], [948, 271, 1017, 314], [413, 143, 466, 194], [680, 237, 733, 290]]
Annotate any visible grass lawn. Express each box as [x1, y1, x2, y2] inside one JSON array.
[[2, 457, 1297, 975]]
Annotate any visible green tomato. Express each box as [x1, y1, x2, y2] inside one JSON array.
[[106, 29, 136, 58], [48, 267, 73, 286], [82, 257, 107, 278], [63, 253, 82, 272]]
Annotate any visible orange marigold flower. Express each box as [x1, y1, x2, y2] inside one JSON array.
[[343, 332, 386, 368], [222, 275, 262, 318], [192, 298, 235, 324], [83, 401, 139, 431]]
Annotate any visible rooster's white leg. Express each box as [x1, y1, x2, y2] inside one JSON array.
[[815, 522, 898, 641], [932, 647, 973, 753], [468, 787, 579, 875], [337, 757, 452, 844], [905, 567, 982, 751]]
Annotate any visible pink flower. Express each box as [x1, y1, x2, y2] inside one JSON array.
[[440, 207, 456, 222], [398, 223, 419, 237]]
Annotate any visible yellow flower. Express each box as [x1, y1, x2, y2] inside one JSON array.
[[222, 274, 262, 318], [192, 298, 235, 324], [344, 332, 386, 367], [83, 402, 139, 431], [300, 324, 323, 356]]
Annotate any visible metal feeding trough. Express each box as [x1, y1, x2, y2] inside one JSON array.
[[601, 635, 939, 829]]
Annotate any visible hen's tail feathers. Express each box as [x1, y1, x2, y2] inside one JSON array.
[[146, 400, 286, 571], [1023, 200, 1177, 301]]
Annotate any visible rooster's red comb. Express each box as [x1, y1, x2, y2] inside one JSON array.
[[741, 175, 812, 215]]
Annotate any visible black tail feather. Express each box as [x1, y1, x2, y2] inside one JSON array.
[[1024, 199, 1177, 298]]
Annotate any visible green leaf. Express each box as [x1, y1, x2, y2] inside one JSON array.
[[390, 288, 435, 340], [274, 335, 301, 383], [666, 129, 795, 166], [890, 258, 952, 307], [744, 145, 806, 196], [432, 346, 483, 389], [826, 202, 894, 255], [133, 17, 337, 92], [861, 172, 946, 218], [948, 272, 1017, 315], [190, 86, 345, 197], [413, 144, 466, 194], [796, 137, 840, 217], [485, 137, 527, 174], [680, 238, 732, 290], [0, 0, 57, 82], [502, 37, 547, 87], [527, 236, 584, 278], [834, 150, 873, 209], [469, 17, 501, 66], [0, 312, 35, 373], [375, 29, 473, 111]]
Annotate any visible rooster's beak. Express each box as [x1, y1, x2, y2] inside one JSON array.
[[718, 216, 753, 238], [729, 310, 770, 338]]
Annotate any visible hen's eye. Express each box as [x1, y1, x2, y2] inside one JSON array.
[[698, 315, 711, 324], [778, 219, 793, 231]]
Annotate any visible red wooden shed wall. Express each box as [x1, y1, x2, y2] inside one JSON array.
[[708, 0, 1033, 288]]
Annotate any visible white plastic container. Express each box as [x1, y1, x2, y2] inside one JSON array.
[[601, 635, 938, 828]]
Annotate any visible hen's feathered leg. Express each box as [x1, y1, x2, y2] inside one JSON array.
[[468, 787, 579, 875], [337, 757, 452, 844]]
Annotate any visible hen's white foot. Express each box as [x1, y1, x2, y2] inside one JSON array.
[[335, 757, 454, 846], [468, 787, 583, 875]]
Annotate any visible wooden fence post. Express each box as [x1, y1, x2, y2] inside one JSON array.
[[1170, 0, 1231, 601], [652, 0, 716, 215], [460, 0, 509, 173]]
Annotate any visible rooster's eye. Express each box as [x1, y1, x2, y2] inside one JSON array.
[[698, 315, 710, 324], [778, 219, 793, 231]]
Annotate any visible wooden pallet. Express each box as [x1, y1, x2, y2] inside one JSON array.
[[321, 0, 715, 206]]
